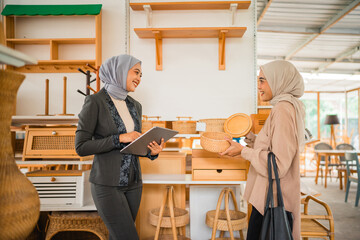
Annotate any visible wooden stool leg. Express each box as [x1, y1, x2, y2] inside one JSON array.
[[154, 187, 169, 240], [168, 186, 178, 240], [211, 189, 226, 240], [225, 189, 235, 240], [239, 230, 244, 240]]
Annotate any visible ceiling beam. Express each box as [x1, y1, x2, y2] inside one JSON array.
[[296, 68, 360, 75], [314, 45, 360, 73], [257, 0, 273, 26], [258, 55, 360, 64], [258, 26, 360, 36], [284, 0, 360, 60]]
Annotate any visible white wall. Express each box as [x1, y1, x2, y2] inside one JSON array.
[[4, 0, 256, 120]]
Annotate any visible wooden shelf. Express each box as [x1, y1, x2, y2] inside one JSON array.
[[6, 38, 96, 45], [3, 8, 102, 73], [130, 1, 251, 11], [134, 27, 246, 38], [134, 27, 246, 70], [14, 60, 96, 73]]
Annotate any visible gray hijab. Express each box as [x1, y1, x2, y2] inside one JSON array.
[[260, 60, 306, 151], [99, 54, 141, 100]]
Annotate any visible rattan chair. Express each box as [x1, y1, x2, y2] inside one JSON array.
[[301, 195, 334, 240], [45, 211, 108, 240], [344, 152, 360, 207]]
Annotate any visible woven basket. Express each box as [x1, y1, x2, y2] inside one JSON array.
[[200, 132, 232, 153], [172, 117, 197, 134], [198, 118, 226, 132], [142, 115, 167, 133], [206, 210, 247, 231], [149, 207, 190, 228]]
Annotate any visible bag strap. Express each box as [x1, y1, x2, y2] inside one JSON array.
[[270, 152, 285, 207], [264, 152, 274, 211]]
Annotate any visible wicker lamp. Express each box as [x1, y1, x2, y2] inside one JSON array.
[[324, 114, 340, 148]]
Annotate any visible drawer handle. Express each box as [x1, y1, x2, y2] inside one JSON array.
[[216, 169, 223, 173], [52, 131, 57, 135], [51, 177, 56, 182]]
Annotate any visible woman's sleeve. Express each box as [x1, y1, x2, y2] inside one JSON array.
[[75, 96, 119, 156], [241, 104, 297, 178]]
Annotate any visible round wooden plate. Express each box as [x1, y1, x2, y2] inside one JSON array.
[[224, 113, 252, 138]]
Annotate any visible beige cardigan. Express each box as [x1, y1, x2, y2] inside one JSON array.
[[241, 101, 301, 240]]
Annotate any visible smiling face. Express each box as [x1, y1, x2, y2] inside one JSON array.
[[126, 63, 142, 92], [258, 69, 273, 101]]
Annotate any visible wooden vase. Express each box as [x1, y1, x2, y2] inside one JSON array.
[[0, 69, 40, 239]]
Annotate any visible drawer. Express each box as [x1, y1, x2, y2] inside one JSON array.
[[193, 169, 246, 181]]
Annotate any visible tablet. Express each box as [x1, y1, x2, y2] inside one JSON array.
[[119, 127, 178, 155]]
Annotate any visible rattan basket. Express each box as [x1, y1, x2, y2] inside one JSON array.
[[142, 115, 167, 133], [198, 118, 226, 132], [149, 207, 190, 228], [206, 210, 247, 232], [200, 132, 232, 153], [172, 117, 197, 134]]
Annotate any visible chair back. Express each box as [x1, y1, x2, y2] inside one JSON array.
[[314, 142, 333, 163], [344, 152, 360, 180], [336, 143, 355, 163]]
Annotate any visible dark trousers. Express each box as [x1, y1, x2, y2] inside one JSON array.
[[246, 207, 293, 240], [91, 183, 142, 240]]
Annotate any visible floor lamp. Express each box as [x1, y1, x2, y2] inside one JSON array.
[[324, 114, 340, 148]]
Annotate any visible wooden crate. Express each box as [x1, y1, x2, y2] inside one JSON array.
[[22, 126, 92, 161], [192, 149, 249, 181]]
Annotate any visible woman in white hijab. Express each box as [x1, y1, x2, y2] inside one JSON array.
[[76, 54, 164, 239], [221, 60, 305, 240]]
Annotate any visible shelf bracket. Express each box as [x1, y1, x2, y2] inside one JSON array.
[[143, 5, 152, 28], [153, 31, 163, 71], [219, 30, 227, 70], [229, 3, 238, 26]]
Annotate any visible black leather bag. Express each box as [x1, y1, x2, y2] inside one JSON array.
[[259, 152, 294, 240]]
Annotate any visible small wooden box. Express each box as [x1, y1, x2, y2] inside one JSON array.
[[26, 170, 93, 207], [192, 149, 249, 181], [22, 126, 92, 161]]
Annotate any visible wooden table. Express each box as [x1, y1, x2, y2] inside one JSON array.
[[314, 150, 360, 188]]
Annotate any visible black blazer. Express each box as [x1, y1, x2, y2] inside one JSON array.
[[75, 88, 155, 186]]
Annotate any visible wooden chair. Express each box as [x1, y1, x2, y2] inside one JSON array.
[[314, 142, 338, 182], [344, 152, 360, 207], [301, 195, 334, 240], [335, 143, 355, 190]]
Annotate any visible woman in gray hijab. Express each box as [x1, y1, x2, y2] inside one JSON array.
[[75, 54, 164, 239]]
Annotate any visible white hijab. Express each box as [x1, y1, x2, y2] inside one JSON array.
[[260, 60, 305, 151]]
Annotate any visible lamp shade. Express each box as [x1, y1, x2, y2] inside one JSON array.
[[324, 114, 340, 125]]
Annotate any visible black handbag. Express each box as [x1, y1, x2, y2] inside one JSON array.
[[259, 152, 294, 240]]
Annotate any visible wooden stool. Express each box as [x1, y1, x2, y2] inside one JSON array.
[[45, 211, 108, 240], [206, 188, 247, 240], [149, 186, 190, 240]]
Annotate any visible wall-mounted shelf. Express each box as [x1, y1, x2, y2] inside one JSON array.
[[134, 27, 246, 70], [130, 1, 251, 11], [1, 4, 102, 73]]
